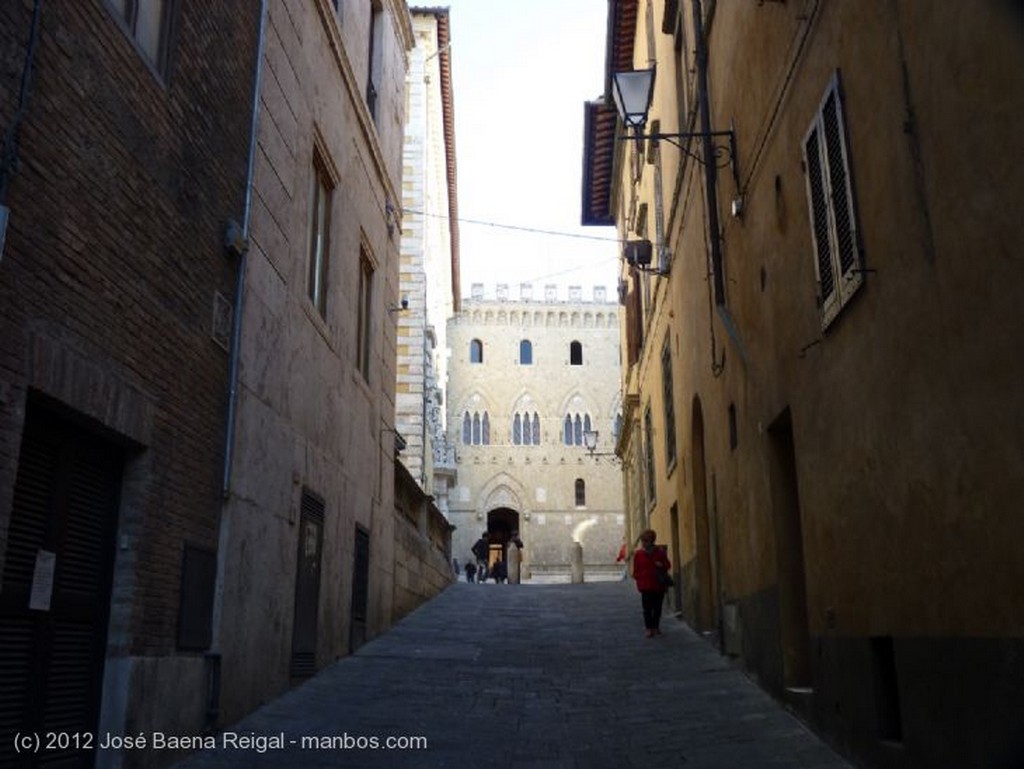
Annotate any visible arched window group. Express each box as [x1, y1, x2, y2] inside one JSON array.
[[563, 412, 592, 446], [512, 412, 541, 445], [461, 411, 490, 445]]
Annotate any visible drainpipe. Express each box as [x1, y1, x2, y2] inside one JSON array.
[[692, 0, 749, 368], [221, 0, 268, 498], [692, 0, 724, 306], [0, 0, 43, 259]]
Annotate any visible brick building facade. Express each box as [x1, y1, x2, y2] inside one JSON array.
[[0, 1, 258, 766]]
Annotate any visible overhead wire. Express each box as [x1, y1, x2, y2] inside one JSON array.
[[400, 207, 624, 244]]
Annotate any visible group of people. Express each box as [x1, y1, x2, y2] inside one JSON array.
[[455, 526, 674, 639], [459, 530, 523, 584]]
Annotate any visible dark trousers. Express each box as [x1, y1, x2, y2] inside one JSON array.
[[640, 590, 665, 629]]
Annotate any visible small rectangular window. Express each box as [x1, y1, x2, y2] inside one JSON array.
[[308, 155, 333, 317], [367, 1, 384, 123], [644, 406, 656, 505], [106, 0, 173, 74], [661, 337, 676, 466], [177, 544, 215, 651], [357, 251, 374, 379]]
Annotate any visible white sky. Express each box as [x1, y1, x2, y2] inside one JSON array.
[[440, 0, 620, 302]]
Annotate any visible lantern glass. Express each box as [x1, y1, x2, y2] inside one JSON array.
[[611, 68, 656, 129]]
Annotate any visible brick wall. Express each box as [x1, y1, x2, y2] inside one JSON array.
[[0, 0, 258, 653]]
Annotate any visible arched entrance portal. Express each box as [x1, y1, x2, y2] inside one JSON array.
[[486, 507, 520, 566]]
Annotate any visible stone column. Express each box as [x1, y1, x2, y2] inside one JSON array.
[[507, 546, 521, 584], [570, 542, 584, 584]]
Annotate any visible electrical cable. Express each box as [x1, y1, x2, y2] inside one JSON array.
[[401, 207, 625, 244]]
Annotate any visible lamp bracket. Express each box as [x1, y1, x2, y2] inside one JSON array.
[[621, 128, 737, 178]]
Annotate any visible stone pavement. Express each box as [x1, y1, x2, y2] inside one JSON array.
[[173, 581, 852, 769]]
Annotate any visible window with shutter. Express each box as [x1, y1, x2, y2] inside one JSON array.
[[802, 71, 864, 330]]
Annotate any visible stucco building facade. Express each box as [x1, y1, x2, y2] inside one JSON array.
[[446, 285, 625, 578], [583, 1, 1024, 767]]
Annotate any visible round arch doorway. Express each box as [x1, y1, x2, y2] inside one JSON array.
[[486, 507, 521, 574]]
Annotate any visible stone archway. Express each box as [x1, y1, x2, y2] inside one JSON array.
[[486, 507, 520, 553]]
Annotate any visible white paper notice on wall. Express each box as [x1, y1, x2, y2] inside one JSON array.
[[29, 550, 56, 612]]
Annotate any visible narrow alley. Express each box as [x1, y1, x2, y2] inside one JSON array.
[[172, 582, 850, 769]]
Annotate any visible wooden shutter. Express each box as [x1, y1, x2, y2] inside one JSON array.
[[0, 405, 122, 767], [821, 80, 862, 304], [804, 72, 862, 330], [803, 123, 837, 321]]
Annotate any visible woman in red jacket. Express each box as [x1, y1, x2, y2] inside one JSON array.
[[631, 529, 671, 638]]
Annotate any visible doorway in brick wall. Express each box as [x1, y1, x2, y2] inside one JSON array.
[[0, 397, 124, 768]]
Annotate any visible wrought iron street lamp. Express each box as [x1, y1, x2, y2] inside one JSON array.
[[583, 429, 619, 461], [610, 66, 736, 173]]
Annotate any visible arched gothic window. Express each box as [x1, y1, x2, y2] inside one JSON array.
[[513, 411, 540, 446], [464, 411, 491, 446], [563, 412, 591, 446]]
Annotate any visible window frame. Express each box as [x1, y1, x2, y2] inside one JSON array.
[[308, 152, 334, 318], [661, 336, 677, 469], [519, 339, 533, 365], [469, 339, 483, 364], [366, 0, 384, 124], [574, 478, 586, 507], [570, 340, 583, 366], [105, 0, 174, 76], [802, 70, 864, 331], [643, 406, 656, 507], [356, 250, 374, 380]]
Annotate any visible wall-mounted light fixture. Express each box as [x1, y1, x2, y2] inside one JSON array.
[[623, 238, 663, 275], [611, 66, 737, 179], [583, 429, 620, 462], [388, 295, 409, 314]]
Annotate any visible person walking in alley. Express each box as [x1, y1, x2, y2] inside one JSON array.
[[471, 532, 490, 582], [631, 529, 671, 638], [464, 560, 477, 583]]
